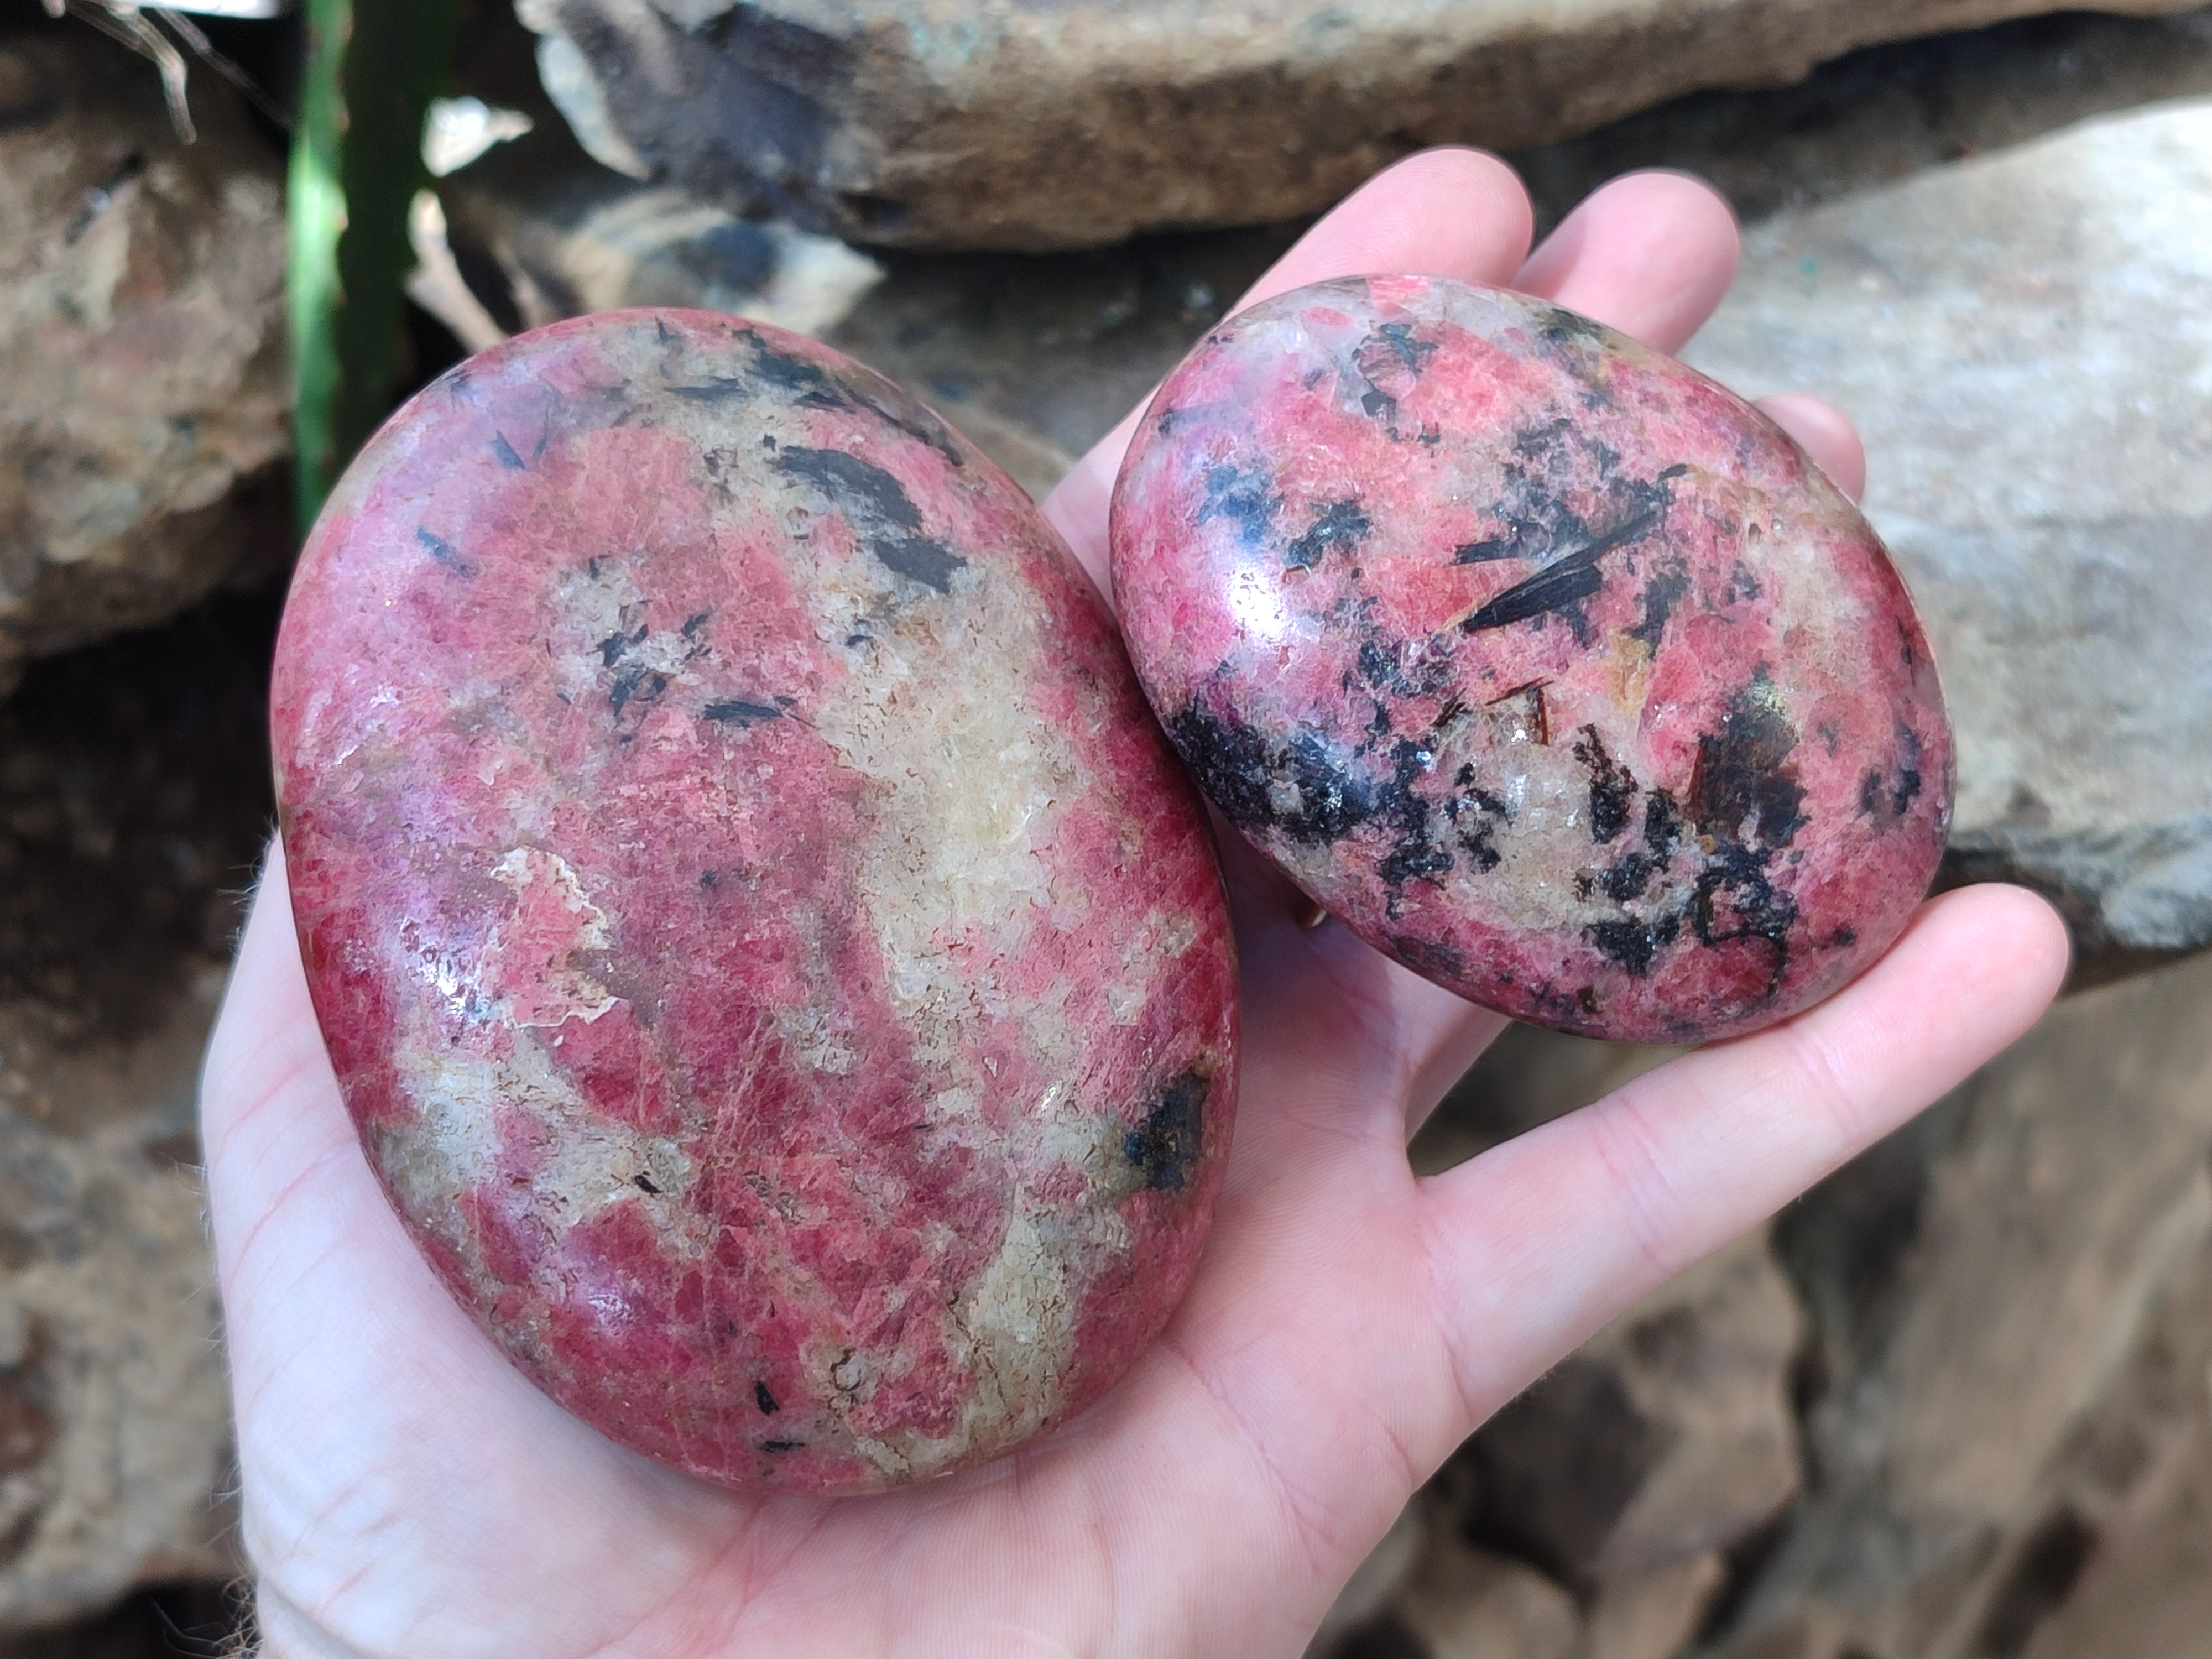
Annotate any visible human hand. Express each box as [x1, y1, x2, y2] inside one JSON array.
[[202, 150, 2069, 1658]]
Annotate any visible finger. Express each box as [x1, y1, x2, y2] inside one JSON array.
[[200, 839, 357, 1222], [1513, 170, 1740, 356], [1045, 148, 1534, 592], [1414, 884, 2069, 1433], [1223, 884, 1512, 1173], [1758, 392, 1869, 501], [1227, 147, 1535, 318]]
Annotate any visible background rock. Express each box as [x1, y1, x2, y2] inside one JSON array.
[[1682, 98, 2212, 971], [1322, 1220, 1793, 1658], [0, 27, 288, 696], [435, 169, 880, 340], [425, 7, 2212, 521], [418, 0, 1081, 490], [1584, 1554, 1729, 1659], [1712, 946, 2212, 1656], [1507, 5, 2212, 232], [515, 0, 2210, 251], [1392, 1528, 1580, 1659], [2012, 1229, 2212, 1659], [1452, 1235, 1803, 1590], [0, 974, 233, 1630], [0, 1582, 241, 1658], [1410, 1028, 1679, 1176], [0, 593, 278, 1632], [420, 32, 883, 348], [1355, 944, 2212, 1659], [821, 4, 2212, 500]]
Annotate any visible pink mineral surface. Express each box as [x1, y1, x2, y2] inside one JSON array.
[[271, 310, 1238, 1491], [1110, 275, 1952, 1043]]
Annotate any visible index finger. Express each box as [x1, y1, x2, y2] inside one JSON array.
[[1044, 148, 1536, 594]]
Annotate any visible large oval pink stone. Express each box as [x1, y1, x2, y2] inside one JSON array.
[[272, 310, 1238, 1490], [1111, 276, 1950, 1042]]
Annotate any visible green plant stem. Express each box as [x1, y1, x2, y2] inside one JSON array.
[[289, 0, 462, 537]]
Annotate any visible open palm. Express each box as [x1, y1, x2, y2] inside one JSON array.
[[203, 151, 2068, 1658]]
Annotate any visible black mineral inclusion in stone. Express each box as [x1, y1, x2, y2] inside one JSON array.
[[1196, 461, 1281, 551], [1126, 1070, 1208, 1192], [415, 526, 474, 577], [773, 446, 967, 593], [1284, 499, 1373, 571], [1573, 724, 1639, 845]]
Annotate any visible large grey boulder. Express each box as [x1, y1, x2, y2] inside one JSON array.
[[0, 28, 288, 696], [514, 0, 2209, 250], [1507, 4, 2212, 233], [809, 3, 2212, 496], [1682, 98, 2212, 967]]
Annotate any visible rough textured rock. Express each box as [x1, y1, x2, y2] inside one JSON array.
[[1392, 1528, 1580, 1659], [0, 27, 289, 694], [0, 973, 232, 1631], [1509, 6, 2212, 236], [433, 170, 880, 342], [827, 223, 1287, 495], [0, 1582, 242, 1658], [1583, 1553, 1728, 1659], [462, 8, 2212, 502], [0, 594, 279, 1632], [1322, 1231, 1792, 1658], [1114, 276, 1949, 1040], [514, 0, 2209, 249], [1453, 1233, 1803, 1587], [416, 67, 885, 351], [1709, 946, 2212, 1655], [1682, 98, 2212, 968], [273, 311, 1238, 1491], [427, 142, 1081, 494], [413, 1, 1077, 496], [2012, 1230, 2212, 1659], [793, 7, 2212, 502], [1395, 954, 2212, 1658]]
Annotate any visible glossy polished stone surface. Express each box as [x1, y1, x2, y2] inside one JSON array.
[[1112, 275, 1950, 1042], [272, 310, 1238, 1491]]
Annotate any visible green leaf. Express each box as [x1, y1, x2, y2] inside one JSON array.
[[289, 0, 464, 536]]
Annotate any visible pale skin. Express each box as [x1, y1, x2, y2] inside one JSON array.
[[203, 150, 2071, 1658]]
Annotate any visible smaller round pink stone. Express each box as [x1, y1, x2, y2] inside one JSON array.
[[1110, 275, 1952, 1043]]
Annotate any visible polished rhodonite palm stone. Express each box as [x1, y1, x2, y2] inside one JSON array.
[[1111, 275, 1951, 1042], [272, 310, 1238, 1491]]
